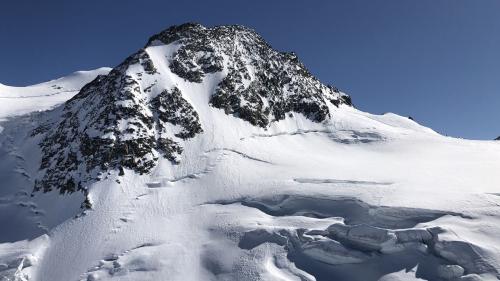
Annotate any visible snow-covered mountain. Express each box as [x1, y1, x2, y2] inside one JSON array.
[[0, 23, 499, 281]]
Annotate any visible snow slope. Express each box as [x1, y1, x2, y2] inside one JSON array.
[[0, 67, 111, 121], [0, 24, 499, 281]]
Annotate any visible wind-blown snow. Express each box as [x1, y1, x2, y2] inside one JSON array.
[[0, 24, 499, 281]]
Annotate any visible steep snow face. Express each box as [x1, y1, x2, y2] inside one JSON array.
[[34, 23, 352, 193], [1, 23, 500, 281]]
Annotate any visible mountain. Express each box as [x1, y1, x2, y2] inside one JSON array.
[[0, 23, 499, 281], [33, 23, 351, 194]]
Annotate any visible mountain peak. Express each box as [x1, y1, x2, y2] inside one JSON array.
[[146, 22, 260, 47], [148, 23, 351, 124], [33, 23, 351, 193]]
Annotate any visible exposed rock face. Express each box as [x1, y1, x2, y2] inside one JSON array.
[[34, 22, 351, 193], [150, 87, 203, 140], [34, 51, 201, 193], [149, 23, 352, 127]]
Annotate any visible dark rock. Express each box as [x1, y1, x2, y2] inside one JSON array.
[[34, 55, 202, 193], [147, 23, 352, 126], [151, 87, 203, 139]]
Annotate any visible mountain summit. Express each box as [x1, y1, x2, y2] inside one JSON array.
[[0, 23, 499, 281], [34, 23, 351, 193]]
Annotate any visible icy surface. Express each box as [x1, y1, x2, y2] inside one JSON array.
[[0, 24, 499, 281]]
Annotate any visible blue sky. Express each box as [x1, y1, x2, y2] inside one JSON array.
[[1, 0, 499, 139]]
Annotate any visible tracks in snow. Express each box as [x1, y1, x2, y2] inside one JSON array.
[[146, 148, 271, 188], [0, 127, 49, 240], [294, 178, 393, 186], [0, 89, 79, 99], [240, 129, 386, 144], [205, 148, 272, 164], [79, 243, 162, 281]]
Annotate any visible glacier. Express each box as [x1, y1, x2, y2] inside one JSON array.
[[0, 23, 499, 281]]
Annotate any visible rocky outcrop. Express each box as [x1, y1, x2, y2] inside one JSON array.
[[34, 51, 202, 193], [149, 23, 352, 127]]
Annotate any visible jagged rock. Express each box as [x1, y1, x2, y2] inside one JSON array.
[[151, 87, 203, 139], [34, 53, 201, 193], [33, 22, 350, 194], [148, 23, 351, 127], [81, 196, 92, 210]]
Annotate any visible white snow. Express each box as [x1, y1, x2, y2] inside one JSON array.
[[0, 46, 499, 281], [0, 68, 110, 121]]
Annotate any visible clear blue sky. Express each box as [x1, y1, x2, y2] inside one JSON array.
[[1, 0, 499, 140]]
